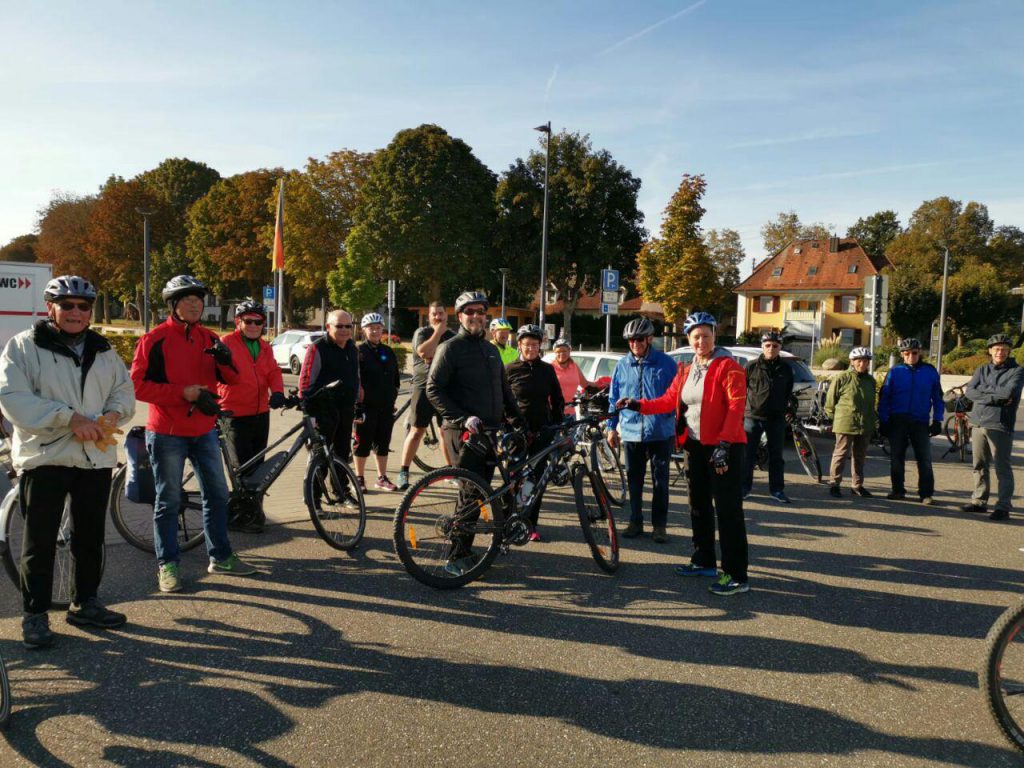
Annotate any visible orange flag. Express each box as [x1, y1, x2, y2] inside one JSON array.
[[272, 179, 285, 270]]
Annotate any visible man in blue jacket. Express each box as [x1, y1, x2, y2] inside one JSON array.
[[878, 337, 944, 504], [607, 317, 677, 542], [962, 334, 1024, 521]]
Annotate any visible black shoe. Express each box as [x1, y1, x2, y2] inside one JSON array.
[[961, 503, 987, 514], [651, 526, 668, 543], [851, 487, 872, 498], [829, 485, 842, 498], [621, 523, 644, 538], [23, 612, 54, 649], [886, 491, 906, 501], [66, 597, 127, 629], [990, 509, 1010, 521]]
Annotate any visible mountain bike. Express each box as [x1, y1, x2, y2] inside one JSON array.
[[942, 385, 972, 462], [981, 597, 1024, 752], [572, 387, 626, 506], [392, 406, 619, 589], [106, 381, 366, 553], [393, 388, 446, 471]]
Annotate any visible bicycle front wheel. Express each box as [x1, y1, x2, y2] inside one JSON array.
[[392, 466, 503, 588], [593, 439, 626, 507], [411, 418, 446, 472], [304, 452, 366, 550], [108, 464, 205, 553], [572, 464, 619, 574], [982, 599, 1024, 752], [792, 428, 822, 483], [0, 651, 10, 730]]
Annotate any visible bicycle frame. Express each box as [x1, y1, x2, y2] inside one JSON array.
[[218, 413, 319, 495]]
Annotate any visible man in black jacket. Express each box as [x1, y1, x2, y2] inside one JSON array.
[[742, 331, 794, 503], [962, 334, 1024, 521], [299, 309, 360, 466], [426, 291, 523, 574]]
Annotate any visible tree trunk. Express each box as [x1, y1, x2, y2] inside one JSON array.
[[562, 298, 577, 346], [99, 291, 110, 324]]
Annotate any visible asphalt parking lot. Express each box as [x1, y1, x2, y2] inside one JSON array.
[[2, 374, 1023, 767]]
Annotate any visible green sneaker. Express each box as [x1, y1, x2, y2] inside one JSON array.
[[158, 563, 182, 593], [208, 553, 258, 576], [709, 572, 750, 596]]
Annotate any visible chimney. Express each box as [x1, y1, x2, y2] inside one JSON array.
[[829, 236, 840, 253]]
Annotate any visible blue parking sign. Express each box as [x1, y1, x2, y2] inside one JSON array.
[[601, 269, 619, 291], [263, 285, 275, 300]]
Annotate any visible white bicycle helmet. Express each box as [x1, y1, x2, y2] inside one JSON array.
[[849, 346, 872, 360], [44, 275, 96, 303], [361, 312, 384, 328]]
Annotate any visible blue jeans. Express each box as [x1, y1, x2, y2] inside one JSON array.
[[146, 429, 232, 566], [623, 437, 673, 528]]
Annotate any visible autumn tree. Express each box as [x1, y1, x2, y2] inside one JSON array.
[[705, 228, 745, 318], [846, 210, 901, 261], [760, 210, 832, 255], [637, 174, 718, 323], [36, 192, 98, 277], [0, 234, 38, 262], [495, 130, 645, 341], [988, 225, 1024, 287], [186, 169, 282, 318]]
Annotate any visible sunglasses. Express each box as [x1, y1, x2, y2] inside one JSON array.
[[627, 336, 650, 342], [461, 308, 487, 316], [57, 301, 92, 312], [332, 323, 354, 329], [241, 318, 264, 327]]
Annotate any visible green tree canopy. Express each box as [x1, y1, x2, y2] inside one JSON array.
[[846, 210, 901, 261], [0, 233, 38, 263], [330, 124, 496, 313], [637, 174, 717, 323], [760, 210, 832, 256], [705, 227, 745, 318], [137, 157, 221, 221], [495, 130, 645, 340]]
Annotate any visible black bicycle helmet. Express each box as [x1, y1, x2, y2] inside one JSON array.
[[988, 333, 1013, 348], [516, 324, 544, 342], [234, 299, 268, 319], [162, 275, 207, 305], [622, 317, 655, 340], [761, 330, 782, 344], [44, 275, 96, 303], [897, 337, 922, 351], [682, 311, 717, 335], [454, 291, 489, 313]]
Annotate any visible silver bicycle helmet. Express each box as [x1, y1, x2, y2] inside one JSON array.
[[988, 333, 1013, 348], [361, 312, 384, 328], [622, 317, 655, 340], [516, 324, 544, 342], [849, 346, 872, 360], [44, 275, 96, 303], [162, 275, 207, 305], [897, 337, 922, 352], [454, 291, 489, 313]]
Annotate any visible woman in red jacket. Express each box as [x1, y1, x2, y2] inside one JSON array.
[[217, 300, 285, 530], [617, 311, 750, 595]]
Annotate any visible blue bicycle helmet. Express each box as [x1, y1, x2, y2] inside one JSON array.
[[682, 311, 717, 335]]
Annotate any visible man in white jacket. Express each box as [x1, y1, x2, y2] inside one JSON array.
[[0, 276, 135, 649]]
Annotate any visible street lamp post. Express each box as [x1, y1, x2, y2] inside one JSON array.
[[1010, 287, 1024, 333], [534, 121, 552, 331], [135, 208, 156, 332], [936, 245, 950, 375], [498, 267, 510, 319]]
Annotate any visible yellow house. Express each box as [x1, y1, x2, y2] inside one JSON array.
[[734, 236, 891, 357]]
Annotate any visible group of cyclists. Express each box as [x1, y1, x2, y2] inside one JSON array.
[[2, 272, 1024, 646]]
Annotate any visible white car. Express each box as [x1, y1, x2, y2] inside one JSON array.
[[541, 350, 624, 382], [271, 330, 324, 374]]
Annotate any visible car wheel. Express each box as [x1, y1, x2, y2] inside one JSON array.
[[290, 356, 301, 375]]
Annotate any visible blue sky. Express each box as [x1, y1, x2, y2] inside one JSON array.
[[1, 0, 1021, 276]]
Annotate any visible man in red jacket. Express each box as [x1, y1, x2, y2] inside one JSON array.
[[131, 276, 257, 594], [217, 300, 286, 531]]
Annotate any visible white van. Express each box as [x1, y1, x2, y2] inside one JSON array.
[[0, 261, 52, 350]]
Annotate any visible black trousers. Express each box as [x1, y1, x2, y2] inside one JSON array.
[[19, 466, 112, 613], [743, 416, 786, 494], [685, 439, 749, 582], [354, 403, 396, 458], [443, 426, 498, 559], [223, 412, 270, 468], [888, 415, 934, 498]]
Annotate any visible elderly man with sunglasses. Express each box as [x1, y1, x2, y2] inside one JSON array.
[[742, 330, 794, 503], [0, 276, 135, 648], [216, 300, 286, 531]]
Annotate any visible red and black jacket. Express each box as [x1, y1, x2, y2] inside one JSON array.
[[639, 358, 747, 447], [216, 330, 284, 418]]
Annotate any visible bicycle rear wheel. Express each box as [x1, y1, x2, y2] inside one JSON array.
[[392, 466, 503, 588], [108, 464, 205, 553], [982, 599, 1024, 752], [411, 417, 446, 472], [593, 438, 626, 507], [304, 451, 366, 550], [792, 428, 822, 483], [943, 414, 958, 446], [2, 488, 105, 610], [0, 651, 9, 730], [572, 464, 619, 574]]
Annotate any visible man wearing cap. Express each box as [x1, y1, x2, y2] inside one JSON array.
[[742, 330, 794, 503], [1, 276, 135, 647], [963, 334, 1024, 520], [216, 299, 286, 532], [825, 347, 877, 498], [490, 317, 519, 365], [354, 313, 401, 492], [878, 337, 944, 504], [131, 275, 256, 595]]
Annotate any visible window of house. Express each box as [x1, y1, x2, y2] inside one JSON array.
[[757, 296, 777, 313], [848, 264, 858, 274], [834, 295, 858, 313], [771, 267, 783, 277], [807, 266, 818, 276]]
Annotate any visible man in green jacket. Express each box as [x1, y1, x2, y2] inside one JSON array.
[[825, 347, 877, 498]]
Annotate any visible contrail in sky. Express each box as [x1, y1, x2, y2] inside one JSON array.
[[600, 0, 708, 55]]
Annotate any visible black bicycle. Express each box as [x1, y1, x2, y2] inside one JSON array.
[[392, 403, 619, 589], [106, 382, 366, 553], [982, 598, 1024, 752]]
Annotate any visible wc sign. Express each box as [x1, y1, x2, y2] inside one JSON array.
[[0, 276, 32, 289]]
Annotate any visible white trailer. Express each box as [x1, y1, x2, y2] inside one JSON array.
[[0, 261, 53, 350]]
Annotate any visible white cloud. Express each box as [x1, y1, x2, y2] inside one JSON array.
[[544, 64, 560, 103], [599, 0, 708, 56]]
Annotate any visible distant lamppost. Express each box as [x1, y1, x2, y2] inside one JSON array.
[[498, 267, 510, 319], [1010, 286, 1024, 333], [135, 208, 156, 332], [936, 243, 951, 374], [534, 121, 552, 330]]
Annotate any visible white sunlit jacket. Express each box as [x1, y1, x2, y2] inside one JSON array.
[[0, 321, 136, 472]]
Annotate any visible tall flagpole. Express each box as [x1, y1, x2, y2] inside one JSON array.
[[273, 179, 286, 335]]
